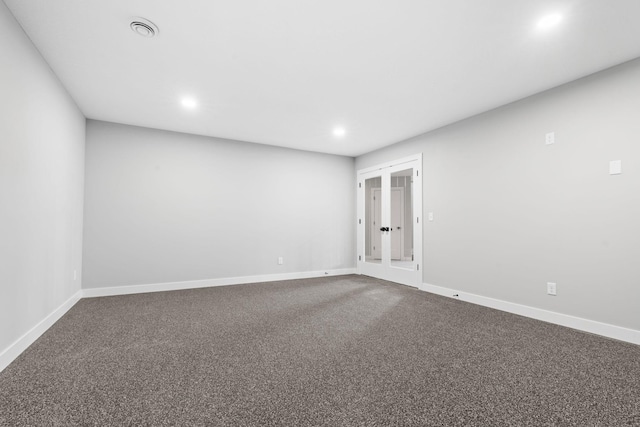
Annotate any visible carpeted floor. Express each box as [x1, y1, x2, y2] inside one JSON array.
[[1, 275, 639, 426]]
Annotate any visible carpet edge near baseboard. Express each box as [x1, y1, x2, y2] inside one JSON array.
[[4, 273, 636, 375], [81, 268, 358, 298], [420, 282, 640, 346], [0, 290, 83, 373]]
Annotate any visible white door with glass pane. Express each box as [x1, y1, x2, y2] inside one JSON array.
[[357, 154, 422, 287]]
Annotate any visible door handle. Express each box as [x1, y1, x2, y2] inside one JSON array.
[[379, 227, 390, 232]]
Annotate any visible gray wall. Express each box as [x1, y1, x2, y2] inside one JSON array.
[[0, 2, 85, 353], [83, 121, 355, 288], [356, 58, 640, 331]]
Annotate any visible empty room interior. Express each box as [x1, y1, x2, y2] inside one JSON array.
[[1, 0, 640, 425]]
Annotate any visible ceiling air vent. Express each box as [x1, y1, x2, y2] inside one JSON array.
[[130, 18, 158, 38]]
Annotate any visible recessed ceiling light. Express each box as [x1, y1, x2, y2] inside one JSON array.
[[536, 13, 563, 31], [130, 18, 159, 38], [181, 97, 198, 109], [333, 127, 346, 138]]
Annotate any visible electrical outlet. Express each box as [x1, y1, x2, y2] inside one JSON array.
[[547, 282, 557, 296], [277, 257, 283, 265]]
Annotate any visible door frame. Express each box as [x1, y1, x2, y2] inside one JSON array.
[[356, 153, 423, 287]]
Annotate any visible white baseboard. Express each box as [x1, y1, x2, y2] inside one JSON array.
[[82, 268, 357, 298], [0, 290, 82, 373], [420, 282, 640, 346]]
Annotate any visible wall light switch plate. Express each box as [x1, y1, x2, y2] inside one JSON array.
[[545, 132, 555, 145], [609, 160, 622, 175], [428, 212, 434, 221], [547, 282, 557, 296]]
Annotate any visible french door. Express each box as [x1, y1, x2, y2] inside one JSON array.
[[357, 154, 422, 287]]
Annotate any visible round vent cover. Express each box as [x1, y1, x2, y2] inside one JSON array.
[[130, 18, 158, 38]]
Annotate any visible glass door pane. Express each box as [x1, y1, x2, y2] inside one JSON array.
[[390, 168, 414, 270], [364, 175, 382, 264]]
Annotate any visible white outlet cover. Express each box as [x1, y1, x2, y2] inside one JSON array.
[[547, 282, 557, 296], [545, 132, 555, 145], [609, 160, 622, 175], [277, 257, 283, 265]]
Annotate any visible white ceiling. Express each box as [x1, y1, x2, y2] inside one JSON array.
[[5, 1, 640, 157]]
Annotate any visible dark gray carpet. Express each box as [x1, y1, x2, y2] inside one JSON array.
[[1, 275, 639, 426]]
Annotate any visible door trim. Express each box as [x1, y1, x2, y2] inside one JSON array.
[[356, 153, 423, 287], [357, 154, 423, 175]]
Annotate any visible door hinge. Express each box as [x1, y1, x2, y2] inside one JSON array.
[[417, 217, 419, 223], [417, 264, 420, 271], [416, 170, 419, 176], [358, 219, 361, 224], [358, 255, 362, 261], [359, 182, 362, 188]]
